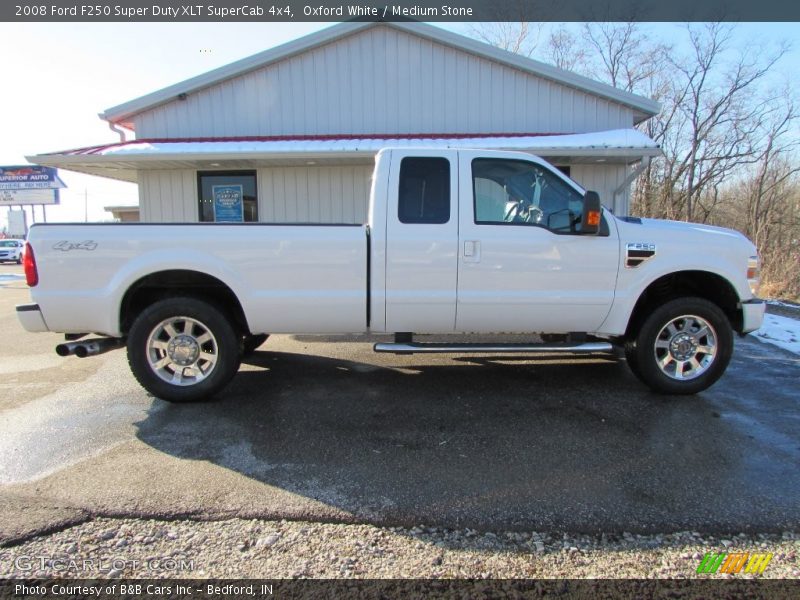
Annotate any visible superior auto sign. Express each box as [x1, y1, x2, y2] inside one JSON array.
[[0, 165, 66, 190]]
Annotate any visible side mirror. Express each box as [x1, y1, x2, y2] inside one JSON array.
[[581, 191, 602, 235]]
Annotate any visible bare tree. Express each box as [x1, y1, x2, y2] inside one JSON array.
[[469, 22, 542, 57], [659, 23, 788, 221], [582, 23, 670, 94], [545, 26, 589, 72], [737, 96, 800, 252]]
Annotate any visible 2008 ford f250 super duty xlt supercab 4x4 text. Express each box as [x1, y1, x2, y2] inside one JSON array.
[[17, 148, 765, 402]]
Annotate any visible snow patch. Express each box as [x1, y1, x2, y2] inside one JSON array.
[[751, 313, 800, 355], [767, 299, 800, 310]]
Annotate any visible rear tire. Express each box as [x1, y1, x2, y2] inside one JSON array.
[[127, 297, 241, 402], [627, 297, 733, 395]]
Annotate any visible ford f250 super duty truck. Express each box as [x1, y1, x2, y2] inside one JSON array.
[[17, 148, 765, 402]]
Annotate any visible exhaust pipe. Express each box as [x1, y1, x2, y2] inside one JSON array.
[[55, 341, 85, 357], [56, 337, 125, 358], [74, 337, 125, 358]]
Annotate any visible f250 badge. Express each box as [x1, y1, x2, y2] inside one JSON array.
[[625, 242, 656, 268], [53, 240, 98, 252]]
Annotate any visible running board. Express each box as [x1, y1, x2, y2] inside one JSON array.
[[373, 341, 614, 355]]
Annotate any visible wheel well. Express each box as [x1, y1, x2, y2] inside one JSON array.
[[120, 270, 249, 335], [625, 271, 742, 338]]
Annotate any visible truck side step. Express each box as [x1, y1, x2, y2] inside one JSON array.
[[373, 341, 614, 355]]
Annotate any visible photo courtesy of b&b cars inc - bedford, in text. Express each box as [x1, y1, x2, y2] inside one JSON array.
[[0, 0, 798, 598]]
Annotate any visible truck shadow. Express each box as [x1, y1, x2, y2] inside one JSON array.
[[133, 343, 798, 533]]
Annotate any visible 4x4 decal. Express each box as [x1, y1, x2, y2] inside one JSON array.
[[52, 240, 98, 252]]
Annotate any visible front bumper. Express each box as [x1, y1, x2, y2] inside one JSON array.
[[740, 298, 766, 334], [16, 303, 49, 332]]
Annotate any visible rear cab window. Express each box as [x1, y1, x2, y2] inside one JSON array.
[[398, 157, 451, 224]]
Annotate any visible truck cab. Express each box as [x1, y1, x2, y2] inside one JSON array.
[[371, 149, 617, 335]]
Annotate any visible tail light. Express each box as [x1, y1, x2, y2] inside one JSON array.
[[747, 255, 760, 296], [23, 242, 38, 287]]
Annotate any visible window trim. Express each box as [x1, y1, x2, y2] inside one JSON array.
[[197, 169, 258, 223]]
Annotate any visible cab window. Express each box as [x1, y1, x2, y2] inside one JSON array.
[[398, 157, 450, 224], [472, 158, 585, 233]]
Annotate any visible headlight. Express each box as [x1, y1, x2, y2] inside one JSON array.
[[747, 256, 760, 296]]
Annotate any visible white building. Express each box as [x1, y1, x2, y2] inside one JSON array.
[[31, 21, 661, 222]]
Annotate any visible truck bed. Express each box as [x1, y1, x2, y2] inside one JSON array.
[[27, 223, 369, 336]]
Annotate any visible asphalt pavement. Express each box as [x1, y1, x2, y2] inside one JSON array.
[[1, 263, 798, 545]]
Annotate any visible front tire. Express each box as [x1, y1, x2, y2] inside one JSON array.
[[127, 297, 241, 402], [627, 297, 733, 395]]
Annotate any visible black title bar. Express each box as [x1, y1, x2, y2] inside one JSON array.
[[5, 0, 800, 22], [2, 578, 800, 600]]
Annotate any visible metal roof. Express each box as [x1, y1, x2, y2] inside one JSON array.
[[100, 22, 661, 127]]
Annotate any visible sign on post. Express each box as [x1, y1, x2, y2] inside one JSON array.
[[0, 165, 65, 205], [0, 188, 60, 206]]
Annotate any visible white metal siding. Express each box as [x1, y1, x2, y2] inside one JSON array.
[[133, 26, 633, 138], [138, 170, 197, 222], [259, 165, 372, 224], [570, 164, 630, 216], [138, 166, 371, 223]]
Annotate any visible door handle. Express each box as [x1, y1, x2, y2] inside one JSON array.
[[463, 240, 480, 263]]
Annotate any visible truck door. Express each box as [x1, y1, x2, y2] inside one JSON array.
[[385, 150, 459, 333], [456, 152, 619, 333]]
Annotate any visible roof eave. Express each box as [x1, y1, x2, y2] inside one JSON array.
[[24, 158, 139, 183], [28, 146, 661, 171]]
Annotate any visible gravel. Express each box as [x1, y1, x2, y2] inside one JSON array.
[[0, 518, 797, 579]]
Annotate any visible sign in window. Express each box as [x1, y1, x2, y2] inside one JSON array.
[[198, 171, 257, 222]]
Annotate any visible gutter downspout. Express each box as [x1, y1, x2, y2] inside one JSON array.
[[612, 156, 651, 216], [107, 120, 128, 143]]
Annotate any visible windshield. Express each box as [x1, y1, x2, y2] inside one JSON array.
[[0, 240, 20, 247]]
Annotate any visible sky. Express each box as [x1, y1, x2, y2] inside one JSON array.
[[0, 21, 798, 232]]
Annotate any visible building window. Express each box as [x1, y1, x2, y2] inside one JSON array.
[[198, 171, 258, 222], [398, 157, 450, 224]]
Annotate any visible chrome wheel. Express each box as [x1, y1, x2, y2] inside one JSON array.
[[146, 316, 218, 386], [653, 314, 717, 381]]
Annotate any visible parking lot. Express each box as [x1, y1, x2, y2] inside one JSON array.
[[1, 262, 799, 546]]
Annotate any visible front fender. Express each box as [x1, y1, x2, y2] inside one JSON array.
[[599, 265, 747, 337]]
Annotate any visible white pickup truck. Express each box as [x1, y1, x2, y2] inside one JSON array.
[[17, 148, 764, 402]]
